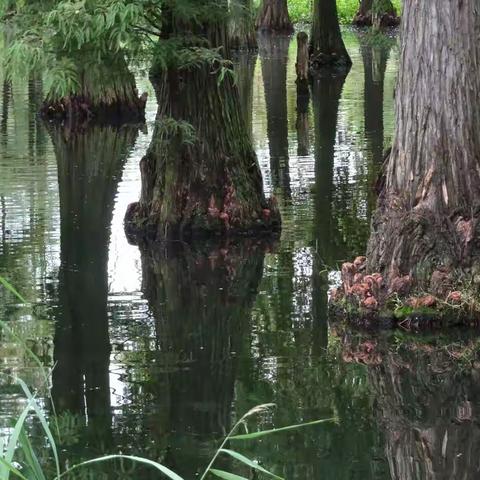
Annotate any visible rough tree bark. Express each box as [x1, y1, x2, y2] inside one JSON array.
[[353, 0, 400, 28], [125, 2, 280, 241], [229, 0, 257, 50], [255, 0, 293, 34], [41, 54, 147, 124], [310, 0, 352, 73], [367, 0, 480, 294]]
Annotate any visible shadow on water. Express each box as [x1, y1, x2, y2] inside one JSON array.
[[51, 124, 138, 455]]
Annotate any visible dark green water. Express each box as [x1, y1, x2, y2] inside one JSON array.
[[1, 31, 479, 480]]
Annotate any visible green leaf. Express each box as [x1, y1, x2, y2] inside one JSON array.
[[0, 276, 26, 303], [229, 418, 336, 441], [209, 469, 248, 480], [219, 449, 283, 480], [56, 455, 185, 480]]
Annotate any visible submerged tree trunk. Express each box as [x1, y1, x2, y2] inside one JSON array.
[[353, 0, 400, 28], [126, 2, 280, 242], [310, 0, 352, 73], [255, 0, 293, 34], [368, 0, 480, 295], [229, 0, 257, 50], [41, 54, 147, 124]]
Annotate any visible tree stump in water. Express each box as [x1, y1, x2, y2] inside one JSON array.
[[295, 32, 309, 96]]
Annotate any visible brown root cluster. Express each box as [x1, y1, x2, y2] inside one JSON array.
[[41, 93, 147, 125], [329, 256, 469, 330]]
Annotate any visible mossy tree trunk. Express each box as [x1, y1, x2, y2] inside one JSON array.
[[41, 54, 147, 124], [126, 1, 280, 242], [255, 0, 293, 33], [353, 0, 400, 28], [367, 0, 480, 293], [229, 0, 257, 50], [310, 0, 352, 73]]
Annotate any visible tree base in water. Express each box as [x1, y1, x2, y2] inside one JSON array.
[[309, 51, 352, 75], [124, 198, 281, 245], [41, 93, 147, 125], [352, 12, 400, 28], [329, 256, 480, 331]]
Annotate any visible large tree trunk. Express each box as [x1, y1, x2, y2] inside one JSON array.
[[353, 0, 400, 28], [258, 33, 292, 203], [41, 54, 147, 125], [367, 0, 480, 295], [255, 0, 293, 34], [310, 0, 352, 73], [125, 3, 280, 242], [229, 0, 257, 50]]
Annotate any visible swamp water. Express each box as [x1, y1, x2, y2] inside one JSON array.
[[1, 31, 479, 479]]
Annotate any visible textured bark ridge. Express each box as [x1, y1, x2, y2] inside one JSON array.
[[353, 0, 400, 28], [41, 55, 147, 125], [310, 0, 351, 73], [341, 332, 480, 480], [125, 4, 280, 242], [255, 0, 293, 34], [295, 32, 309, 95], [368, 0, 480, 292]]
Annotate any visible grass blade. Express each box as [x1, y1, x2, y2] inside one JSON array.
[[55, 455, 185, 480], [2, 397, 36, 479], [219, 449, 283, 480], [17, 379, 60, 480], [209, 469, 249, 480], [0, 457, 28, 480], [229, 418, 336, 441], [0, 276, 26, 303], [18, 428, 47, 480]]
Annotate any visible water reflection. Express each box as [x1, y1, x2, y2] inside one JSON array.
[[342, 331, 480, 480], [0, 32, 407, 479], [138, 239, 269, 477], [258, 33, 292, 203], [51, 125, 138, 451]]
